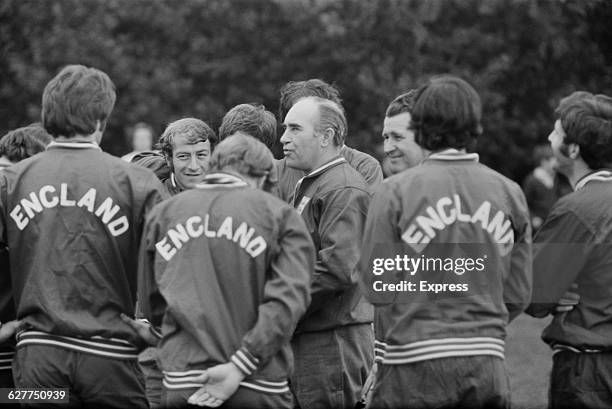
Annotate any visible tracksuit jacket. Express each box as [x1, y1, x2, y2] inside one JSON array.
[[527, 170, 612, 352], [137, 173, 315, 395], [290, 156, 373, 333], [361, 150, 532, 365], [276, 145, 383, 203], [0, 142, 164, 359]]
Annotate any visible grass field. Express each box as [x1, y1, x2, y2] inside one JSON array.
[[506, 314, 553, 409]]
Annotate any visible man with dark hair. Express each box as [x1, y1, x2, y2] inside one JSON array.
[[276, 79, 383, 202], [157, 117, 216, 195], [0, 124, 51, 170], [281, 96, 373, 408], [135, 132, 314, 409], [0, 64, 164, 408], [361, 75, 532, 408], [526, 91, 612, 409], [382, 90, 425, 175], [218, 103, 277, 147], [0, 123, 50, 407]]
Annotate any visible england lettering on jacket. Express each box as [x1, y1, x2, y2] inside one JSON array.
[[156, 215, 267, 261], [10, 183, 129, 237], [401, 194, 514, 255]]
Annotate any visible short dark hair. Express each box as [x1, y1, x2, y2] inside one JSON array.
[[279, 79, 343, 121], [42, 64, 116, 138], [210, 132, 275, 192], [219, 104, 277, 148], [158, 118, 217, 160], [0, 125, 51, 162], [412, 75, 483, 151], [555, 91, 612, 169], [386, 90, 417, 117]]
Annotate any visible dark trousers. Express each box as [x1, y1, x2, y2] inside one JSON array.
[[550, 351, 612, 409], [290, 323, 374, 409], [368, 355, 510, 409], [163, 386, 294, 409], [13, 344, 148, 408], [139, 347, 163, 408]]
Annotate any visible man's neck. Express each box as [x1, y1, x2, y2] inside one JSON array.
[[565, 161, 593, 189], [54, 134, 99, 144], [305, 149, 340, 174]]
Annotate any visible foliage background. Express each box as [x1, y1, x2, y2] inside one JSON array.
[[1, 0, 611, 182]]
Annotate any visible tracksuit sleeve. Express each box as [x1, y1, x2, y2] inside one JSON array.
[[231, 207, 315, 375], [526, 209, 591, 318], [301, 187, 369, 318], [359, 183, 400, 305], [503, 192, 533, 322], [136, 211, 167, 330], [0, 175, 14, 325]]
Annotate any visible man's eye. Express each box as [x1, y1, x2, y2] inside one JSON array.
[[197, 153, 209, 159]]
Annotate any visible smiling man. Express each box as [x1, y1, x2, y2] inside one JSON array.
[[280, 96, 373, 409], [382, 90, 426, 175], [159, 118, 216, 195]]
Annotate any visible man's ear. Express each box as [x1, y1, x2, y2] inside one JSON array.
[[164, 154, 174, 173], [319, 128, 334, 148], [568, 143, 580, 160]]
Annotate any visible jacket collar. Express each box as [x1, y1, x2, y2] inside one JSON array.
[[47, 141, 101, 151], [195, 172, 249, 189], [574, 169, 612, 191], [426, 148, 479, 162], [303, 156, 346, 180]]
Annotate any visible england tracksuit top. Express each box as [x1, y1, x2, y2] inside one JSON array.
[[361, 150, 533, 365], [527, 170, 612, 353], [137, 173, 315, 394], [0, 142, 165, 359]]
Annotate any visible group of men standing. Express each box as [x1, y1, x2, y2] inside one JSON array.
[[0, 63, 611, 409]]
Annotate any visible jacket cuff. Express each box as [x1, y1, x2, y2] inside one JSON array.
[[230, 347, 260, 376]]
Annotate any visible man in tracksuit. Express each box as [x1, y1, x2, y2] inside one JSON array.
[[360, 75, 532, 409], [280, 96, 374, 408], [275, 79, 383, 203], [526, 91, 612, 409], [137, 133, 315, 408], [0, 65, 165, 407]]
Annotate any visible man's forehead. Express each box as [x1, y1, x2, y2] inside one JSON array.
[[284, 98, 319, 124], [383, 112, 412, 130], [172, 134, 210, 152]]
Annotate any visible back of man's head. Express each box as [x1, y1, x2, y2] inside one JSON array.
[[159, 118, 217, 159], [386, 90, 417, 117], [555, 91, 612, 169], [42, 64, 116, 138], [412, 75, 482, 151], [279, 79, 343, 121], [219, 104, 277, 148], [210, 132, 274, 182], [0, 124, 51, 163]]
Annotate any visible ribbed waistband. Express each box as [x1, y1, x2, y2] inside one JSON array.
[[375, 337, 505, 365], [163, 369, 290, 395], [0, 351, 14, 370], [16, 330, 139, 360]]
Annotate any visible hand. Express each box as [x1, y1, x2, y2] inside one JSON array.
[[187, 362, 245, 407], [555, 283, 580, 313], [0, 320, 24, 343], [119, 313, 160, 347]]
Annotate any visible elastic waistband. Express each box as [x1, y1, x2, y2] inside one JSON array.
[[163, 370, 290, 395], [551, 343, 606, 355], [0, 351, 14, 370], [16, 330, 139, 360], [375, 337, 505, 365]]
